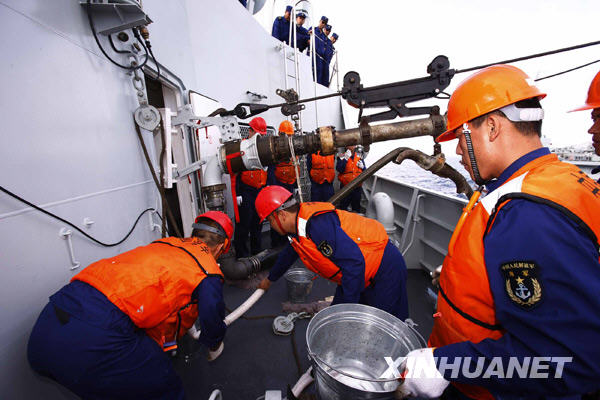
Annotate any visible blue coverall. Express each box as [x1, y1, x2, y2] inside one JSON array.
[[435, 148, 600, 399], [336, 152, 365, 212], [27, 278, 225, 399], [234, 174, 263, 257], [310, 27, 327, 85], [271, 16, 290, 44], [267, 165, 297, 247], [306, 154, 334, 202], [321, 38, 333, 87], [268, 212, 409, 320]]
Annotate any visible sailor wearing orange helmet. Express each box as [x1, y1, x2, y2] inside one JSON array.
[[571, 70, 600, 182], [28, 211, 234, 399], [396, 65, 600, 399], [255, 185, 409, 320], [234, 116, 268, 257], [268, 120, 299, 247], [336, 144, 366, 212]]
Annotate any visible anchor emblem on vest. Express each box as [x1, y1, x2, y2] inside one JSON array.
[[514, 280, 531, 300]]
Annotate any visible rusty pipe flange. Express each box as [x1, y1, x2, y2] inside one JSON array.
[[359, 118, 372, 146], [317, 126, 335, 155]]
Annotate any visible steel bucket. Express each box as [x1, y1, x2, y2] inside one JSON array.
[[284, 267, 315, 303], [306, 304, 426, 400]]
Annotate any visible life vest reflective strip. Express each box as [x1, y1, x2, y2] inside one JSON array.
[[72, 237, 223, 350], [240, 169, 267, 189], [338, 154, 363, 186], [275, 159, 297, 185], [310, 153, 335, 184], [429, 154, 600, 400], [289, 202, 388, 285]]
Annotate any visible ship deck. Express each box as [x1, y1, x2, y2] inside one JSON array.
[[173, 267, 435, 399]]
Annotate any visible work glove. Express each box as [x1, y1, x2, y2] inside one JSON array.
[[431, 265, 442, 287], [258, 277, 272, 291], [339, 149, 352, 160], [207, 341, 224, 362], [395, 348, 449, 399], [236, 196, 243, 206]]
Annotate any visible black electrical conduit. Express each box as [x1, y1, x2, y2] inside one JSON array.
[[328, 147, 474, 205], [0, 185, 162, 247]]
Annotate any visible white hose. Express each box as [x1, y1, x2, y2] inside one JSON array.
[[224, 289, 265, 326], [291, 367, 314, 397], [189, 288, 266, 339], [208, 389, 223, 400]]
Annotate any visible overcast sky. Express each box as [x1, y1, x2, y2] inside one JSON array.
[[255, 0, 600, 156]]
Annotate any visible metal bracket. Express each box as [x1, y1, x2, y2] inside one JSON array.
[[171, 104, 241, 142], [342, 55, 455, 123], [172, 159, 206, 180], [80, 0, 152, 35], [59, 228, 80, 270]]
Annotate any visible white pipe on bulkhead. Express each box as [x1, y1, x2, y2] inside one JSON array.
[[371, 192, 396, 234]]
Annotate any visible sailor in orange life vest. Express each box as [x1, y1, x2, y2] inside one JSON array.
[[336, 144, 366, 212], [307, 149, 335, 201], [27, 211, 234, 400], [255, 185, 409, 320], [395, 65, 600, 399], [234, 116, 268, 257], [268, 120, 299, 247], [570, 70, 600, 182]]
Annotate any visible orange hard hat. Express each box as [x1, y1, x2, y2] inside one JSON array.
[[255, 186, 293, 222], [570, 70, 600, 112], [249, 117, 267, 135], [436, 64, 546, 142], [278, 120, 294, 136], [193, 211, 234, 253]]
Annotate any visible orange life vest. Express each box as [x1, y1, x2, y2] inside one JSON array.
[[429, 154, 600, 399], [73, 237, 223, 350], [289, 202, 389, 285], [275, 158, 298, 185], [310, 153, 335, 184], [240, 169, 267, 189], [338, 153, 363, 186]]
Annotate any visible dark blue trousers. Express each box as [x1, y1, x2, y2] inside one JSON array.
[[234, 188, 262, 257], [338, 184, 362, 212], [27, 281, 185, 400], [332, 241, 409, 321], [310, 180, 334, 202]]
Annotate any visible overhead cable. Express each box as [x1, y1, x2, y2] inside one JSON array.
[[0, 185, 160, 247]]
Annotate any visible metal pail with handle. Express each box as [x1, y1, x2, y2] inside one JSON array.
[[306, 304, 425, 399], [284, 267, 315, 303]]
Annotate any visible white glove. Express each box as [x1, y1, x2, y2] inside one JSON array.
[[207, 341, 224, 362], [395, 348, 449, 399], [188, 323, 201, 340], [431, 265, 442, 287], [236, 196, 243, 206]]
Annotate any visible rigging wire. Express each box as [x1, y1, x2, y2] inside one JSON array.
[[260, 39, 600, 110], [455, 40, 600, 75], [85, 0, 148, 71], [0, 185, 161, 247], [534, 59, 600, 82]]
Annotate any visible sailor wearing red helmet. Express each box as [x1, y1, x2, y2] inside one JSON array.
[[27, 211, 233, 399], [255, 185, 409, 320], [234, 116, 268, 257]]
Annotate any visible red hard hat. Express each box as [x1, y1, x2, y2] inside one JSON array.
[[255, 186, 293, 222], [278, 120, 294, 136], [436, 64, 546, 142], [249, 117, 267, 135], [194, 211, 234, 252], [570, 70, 600, 112]]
